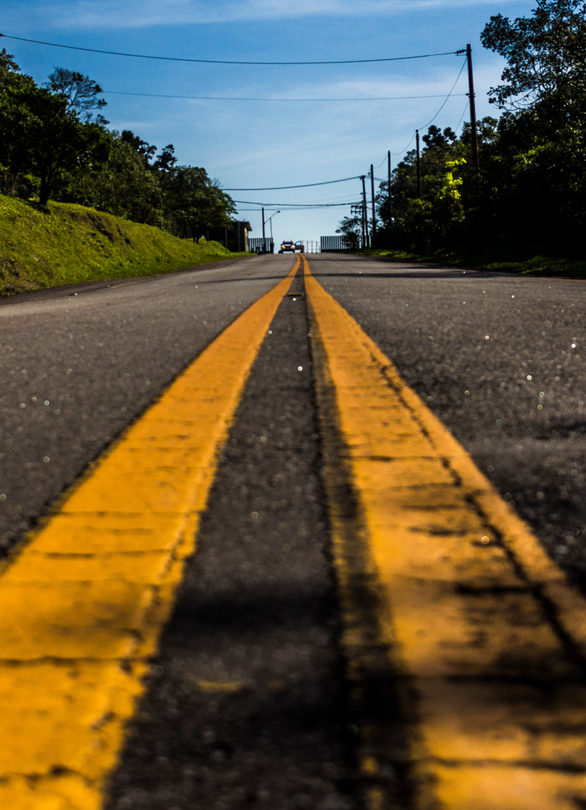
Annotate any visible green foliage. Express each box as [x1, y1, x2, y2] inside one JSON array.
[[46, 68, 108, 123], [481, 0, 586, 119], [17, 85, 110, 205], [161, 166, 236, 240], [0, 49, 36, 195], [0, 50, 236, 243], [438, 158, 466, 203], [65, 134, 165, 225], [375, 131, 472, 252], [0, 194, 238, 295], [354, 0, 586, 264], [336, 212, 362, 248]]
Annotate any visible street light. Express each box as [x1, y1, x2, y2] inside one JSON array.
[[265, 210, 280, 251]]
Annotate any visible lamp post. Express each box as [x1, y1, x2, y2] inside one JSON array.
[[265, 210, 280, 252]]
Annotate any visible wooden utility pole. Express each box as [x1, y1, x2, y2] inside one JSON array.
[[370, 165, 377, 248], [466, 43, 480, 173], [360, 175, 368, 248], [416, 130, 422, 198], [387, 150, 392, 229], [261, 206, 266, 252]]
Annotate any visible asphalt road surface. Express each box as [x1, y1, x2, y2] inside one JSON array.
[[0, 257, 291, 552], [1, 253, 585, 810]]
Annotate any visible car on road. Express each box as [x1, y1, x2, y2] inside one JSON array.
[[279, 241, 295, 253]]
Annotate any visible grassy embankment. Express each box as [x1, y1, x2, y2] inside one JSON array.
[[0, 194, 247, 295], [359, 246, 586, 278]]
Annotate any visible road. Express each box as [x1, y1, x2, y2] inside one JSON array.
[[0, 253, 585, 810]]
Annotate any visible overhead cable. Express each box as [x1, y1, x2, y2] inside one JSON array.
[[0, 34, 459, 66], [237, 205, 357, 211], [418, 56, 467, 131], [390, 56, 467, 156], [233, 199, 359, 208], [103, 89, 467, 102], [225, 176, 360, 191], [455, 100, 469, 131]]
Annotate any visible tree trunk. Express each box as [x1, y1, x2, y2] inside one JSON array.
[[39, 173, 50, 206]]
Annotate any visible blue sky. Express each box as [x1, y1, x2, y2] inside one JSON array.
[[2, 0, 537, 244]]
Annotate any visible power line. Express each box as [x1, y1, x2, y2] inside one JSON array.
[[224, 176, 360, 191], [238, 205, 357, 211], [103, 89, 467, 103], [0, 34, 459, 66], [234, 199, 359, 208], [229, 60, 467, 197], [455, 100, 469, 132], [391, 131, 417, 156], [390, 56, 467, 156], [418, 56, 467, 131]]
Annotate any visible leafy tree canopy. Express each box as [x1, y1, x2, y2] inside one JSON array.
[[0, 47, 34, 91], [121, 130, 157, 163], [422, 125, 457, 150], [481, 0, 586, 118], [161, 166, 235, 240], [336, 211, 362, 248], [20, 84, 110, 205], [46, 68, 107, 122]]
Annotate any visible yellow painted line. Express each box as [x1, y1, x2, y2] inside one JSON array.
[[0, 257, 299, 810], [303, 255, 586, 810]]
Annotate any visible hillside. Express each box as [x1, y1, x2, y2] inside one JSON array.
[[0, 195, 242, 295]]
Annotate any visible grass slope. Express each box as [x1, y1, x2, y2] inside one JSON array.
[[0, 195, 243, 295]]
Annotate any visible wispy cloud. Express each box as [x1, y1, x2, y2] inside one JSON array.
[[17, 0, 505, 31]]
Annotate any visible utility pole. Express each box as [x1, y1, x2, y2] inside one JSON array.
[[387, 150, 392, 231], [466, 43, 480, 173], [416, 130, 422, 198], [360, 175, 367, 249], [261, 206, 266, 252], [370, 165, 377, 248]]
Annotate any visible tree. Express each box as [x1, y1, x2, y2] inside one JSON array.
[[0, 50, 36, 194], [161, 166, 235, 240], [121, 130, 157, 163], [336, 212, 361, 249], [153, 144, 177, 172], [0, 55, 237, 235], [481, 1, 586, 255], [63, 133, 163, 223], [0, 48, 25, 84], [422, 125, 457, 150], [46, 68, 108, 122], [18, 85, 109, 205], [481, 0, 586, 118]]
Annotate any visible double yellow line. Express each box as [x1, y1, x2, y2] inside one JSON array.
[[303, 256, 586, 810], [0, 259, 299, 809], [1, 254, 586, 809]]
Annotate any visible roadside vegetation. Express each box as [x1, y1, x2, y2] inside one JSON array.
[[0, 194, 237, 295], [338, 0, 586, 275], [0, 53, 245, 294], [0, 55, 235, 236], [358, 247, 586, 278]]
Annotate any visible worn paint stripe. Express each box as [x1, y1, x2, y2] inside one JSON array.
[[303, 255, 586, 810], [0, 257, 300, 810]]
